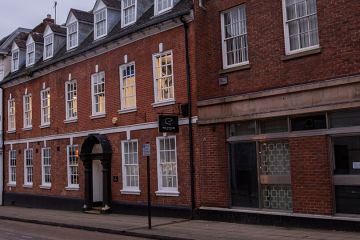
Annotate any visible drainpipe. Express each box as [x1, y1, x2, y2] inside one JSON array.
[[180, 16, 196, 218], [0, 87, 3, 206]]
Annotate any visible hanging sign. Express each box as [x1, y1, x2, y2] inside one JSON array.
[[158, 115, 179, 133]]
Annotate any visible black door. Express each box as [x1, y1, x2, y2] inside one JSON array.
[[230, 142, 259, 208]]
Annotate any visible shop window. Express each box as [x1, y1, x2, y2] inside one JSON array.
[[229, 121, 256, 136], [259, 117, 288, 134], [291, 114, 326, 131], [329, 109, 360, 128], [333, 137, 360, 175]]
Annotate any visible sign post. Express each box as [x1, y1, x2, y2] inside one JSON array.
[[143, 143, 151, 229]]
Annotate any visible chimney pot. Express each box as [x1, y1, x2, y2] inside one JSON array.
[[47, 14, 51, 19]]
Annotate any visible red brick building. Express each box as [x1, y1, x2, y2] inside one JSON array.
[[1, 0, 360, 228], [1, 0, 197, 216], [194, 0, 360, 224]]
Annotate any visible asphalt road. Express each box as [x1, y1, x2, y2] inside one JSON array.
[[0, 220, 150, 240]]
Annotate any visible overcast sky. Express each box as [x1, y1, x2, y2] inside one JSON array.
[[0, 0, 96, 39]]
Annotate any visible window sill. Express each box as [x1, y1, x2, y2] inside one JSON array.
[[282, 47, 321, 61], [219, 63, 251, 74], [22, 127, 32, 131], [64, 119, 78, 124], [155, 190, 180, 197], [90, 114, 106, 119], [40, 185, 51, 190], [7, 183, 16, 187], [65, 186, 80, 191], [23, 184, 33, 188], [152, 100, 176, 108], [118, 108, 137, 114], [120, 189, 141, 195], [7, 130, 16, 134], [40, 124, 50, 129]]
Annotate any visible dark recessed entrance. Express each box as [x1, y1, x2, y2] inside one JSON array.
[[80, 134, 112, 212]]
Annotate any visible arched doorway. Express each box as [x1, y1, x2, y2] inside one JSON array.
[[80, 134, 112, 212]]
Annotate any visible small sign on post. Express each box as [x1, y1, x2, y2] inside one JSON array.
[[143, 143, 152, 229]]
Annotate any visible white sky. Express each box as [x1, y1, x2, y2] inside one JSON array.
[[0, 0, 96, 39]]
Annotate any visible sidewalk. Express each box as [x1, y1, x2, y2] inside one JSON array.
[[0, 206, 359, 240]]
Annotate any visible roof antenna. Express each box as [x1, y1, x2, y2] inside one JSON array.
[[54, 1, 58, 24]]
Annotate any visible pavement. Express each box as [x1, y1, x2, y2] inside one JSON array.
[[0, 206, 360, 240]]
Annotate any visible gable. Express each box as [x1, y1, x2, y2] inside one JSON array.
[[26, 35, 34, 45], [11, 42, 19, 51], [93, 0, 107, 13], [66, 12, 78, 26], [44, 25, 54, 36]]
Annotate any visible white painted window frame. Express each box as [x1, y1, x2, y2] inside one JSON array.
[[220, 4, 249, 69], [282, 0, 320, 55], [94, 8, 108, 40], [65, 80, 78, 121], [91, 71, 106, 116], [152, 50, 175, 105], [154, 0, 174, 15], [66, 145, 79, 189], [23, 148, 33, 187], [0, 63, 4, 81], [8, 98, 16, 132], [11, 49, 19, 72], [121, 140, 140, 194], [41, 147, 51, 187], [40, 88, 51, 126], [155, 135, 179, 196], [119, 62, 137, 111], [26, 42, 35, 67], [121, 0, 137, 27], [8, 150, 16, 186], [43, 34, 54, 60], [23, 94, 32, 129], [67, 22, 79, 50]]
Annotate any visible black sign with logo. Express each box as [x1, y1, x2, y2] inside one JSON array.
[[159, 115, 179, 133]]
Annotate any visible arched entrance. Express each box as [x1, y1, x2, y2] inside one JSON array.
[[80, 134, 112, 212]]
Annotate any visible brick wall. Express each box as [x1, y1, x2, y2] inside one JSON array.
[[289, 136, 333, 215], [194, 0, 360, 101], [197, 124, 230, 208]]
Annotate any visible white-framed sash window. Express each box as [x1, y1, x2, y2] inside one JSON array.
[[8, 98, 16, 131], [91, 71, 106, 116], [40, 88, 50, 126], [121, 140, 139, 194], [120, 62, 136, 110], [23, 94, 32, 129], [8, 150, 16, 185], [67, 145, 79, 189], [221, 5, 249, 69], [67, 22, 78, 50], [122, 0, 137, 27], [44, 34, 54, 60], [94, 9, 107, 39], [282, 0, 319, 55], [153, 51, 174, 103], [155, 0, 173, 15], [24, 148, 33, 186], [156, 136, 179, 196], [11, 50, 19, 72], [26, 43, 35, 67], [65, 80, 78, 120], [41, 148, 51, 187]]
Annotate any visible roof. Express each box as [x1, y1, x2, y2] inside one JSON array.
[[71, 9, 94, 23], [2, 0, 193, 85], [13, 32, 29, 49], [30, 32, 44, 43], [48, 23, 67, 35], [0, 28, 31, 54]]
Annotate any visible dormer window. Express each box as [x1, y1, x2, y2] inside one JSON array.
[[155, 0, 173, 15], [122, 0, 136, 27], [11, 50, 19, 72], [26, 43, 35, 67], [94, 9, 107, 39], [44, 34, 54, 60], [67, 22, 78, 50]]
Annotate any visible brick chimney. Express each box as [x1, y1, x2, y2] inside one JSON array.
[[43, 14, 54, 24]]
